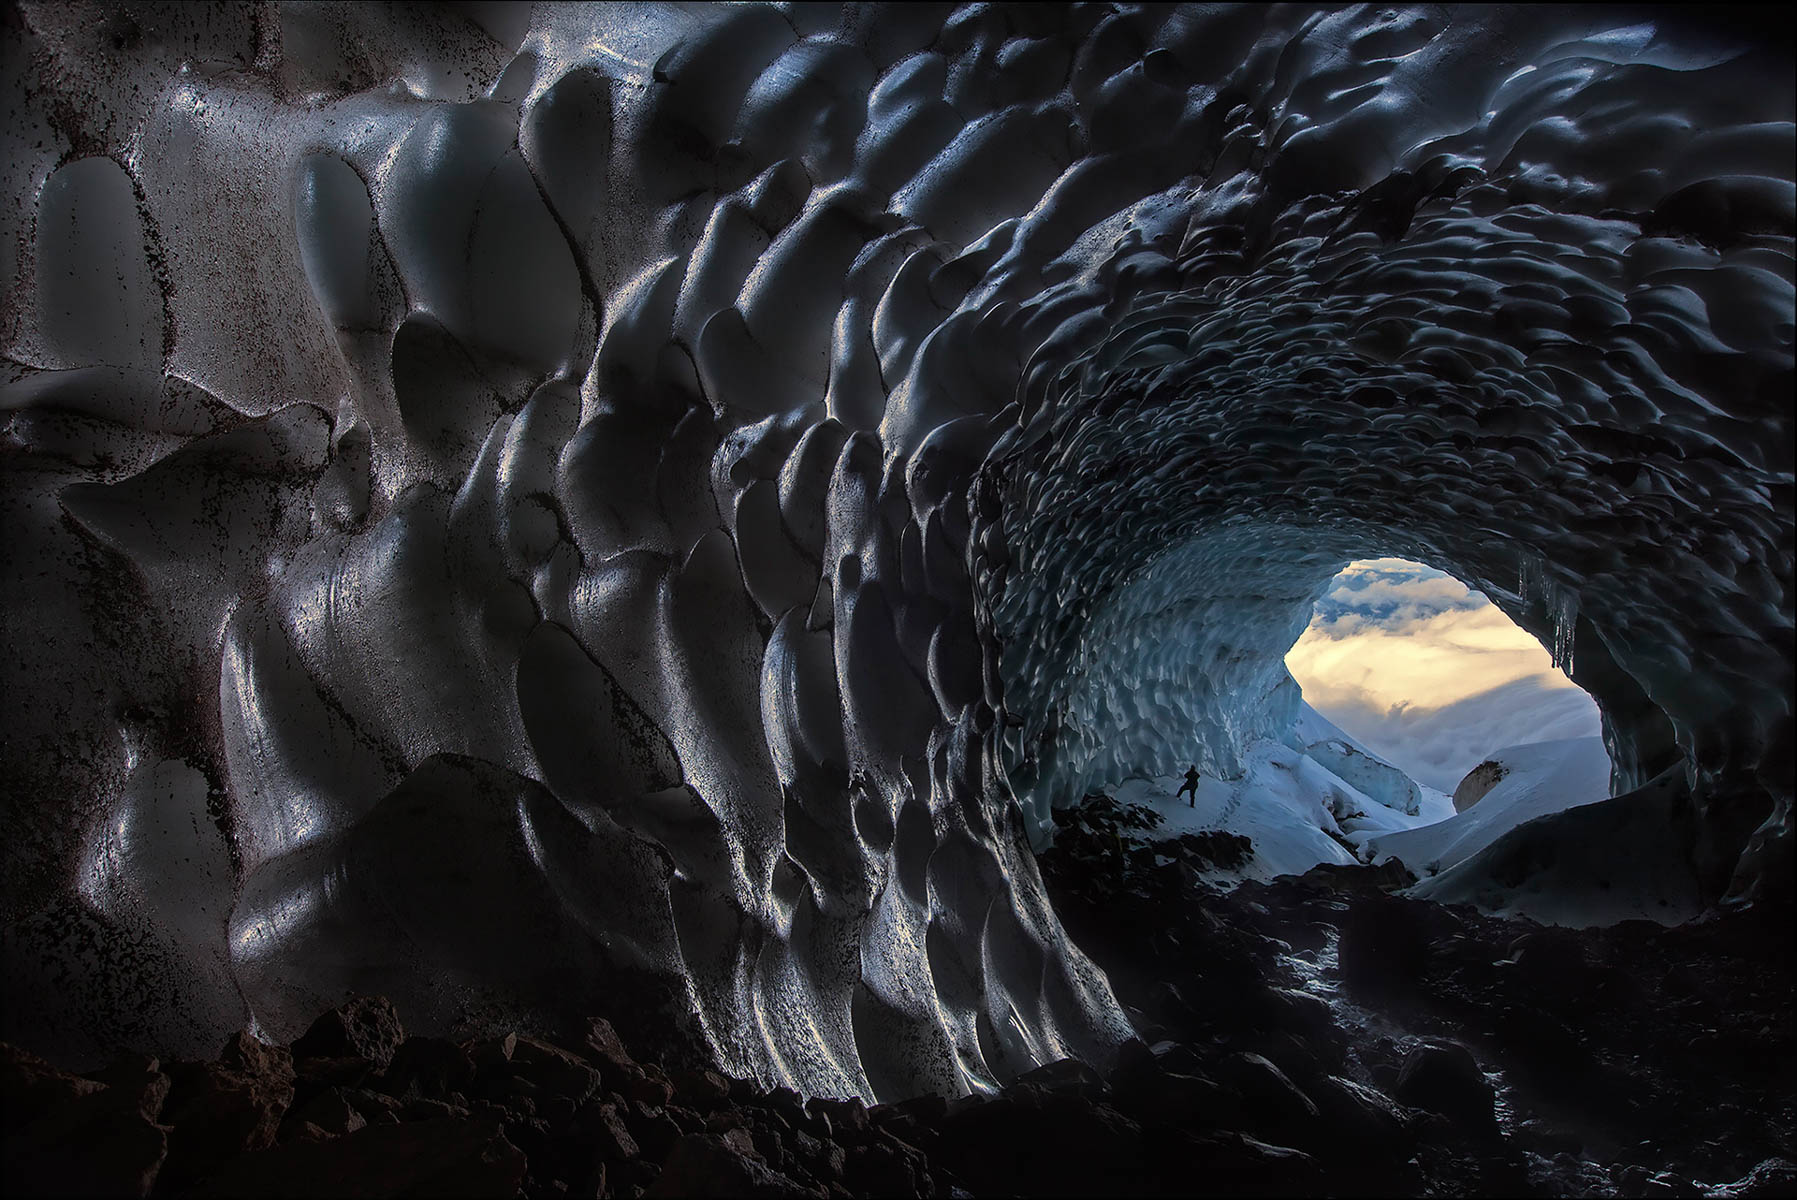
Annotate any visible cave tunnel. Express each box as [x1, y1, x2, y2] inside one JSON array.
[[1, 2, 1792, 1195]]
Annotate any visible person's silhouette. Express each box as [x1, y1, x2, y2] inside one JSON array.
[[1176, 765, 1200, 806]]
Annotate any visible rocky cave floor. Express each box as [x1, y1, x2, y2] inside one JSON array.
[[4, 798, 1793, 1199]]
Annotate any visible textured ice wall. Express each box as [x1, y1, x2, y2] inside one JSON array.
[[1003, 525, 1346, 833], [2, 3, 1792, 1095]]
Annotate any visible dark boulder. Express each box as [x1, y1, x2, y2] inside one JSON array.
[[221, 1031, 294, 1083], [1265, 987, 1339, 1045], [808, 1095, 871, 1143], [1395, 1041, 1495, 1133], [380, 1035, 475, 1101], [1017, 1056, 1107, 1097], [2, 1041, 106, 1117], [576, 1098, 641, 1161], [1306, 1074, 1411, 1159], [628, 1101, 685, 1159], [1172, 1130, 1325, 1196], [627, 1061, 677, 1107], [1294, 858, 1418, 895], [787, 1124, 847, 1185], [672, 1066, 732, 1110], [845, 1133, 934, 1198], [1148, 978, 1198, 1024], [160, 1056, 295, 1182], [290, 995, 406, 1068], [934, 1085, 1143, 1196], [1114, 1065, 1233, 1129], [80, 1052, 169, 1113], [292, 1053, 377, 1098], [1243, 1030, 1326, 1087], [343, 1087, 405, 1127], [509, 1034, 601, 1103], [868, 1091, 947, 1149], [579, 1016, 639, 1076], [1214, 1050, 1320, 1139], [1, 1044, 171, 1198], [283, 1086, 367, 1138]]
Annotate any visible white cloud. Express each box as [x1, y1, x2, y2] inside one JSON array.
[[1304, 558, 1487, 640], [1337, 575, 1471, 608]]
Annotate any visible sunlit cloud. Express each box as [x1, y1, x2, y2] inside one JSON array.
[[1286, 560, 1606, 793]]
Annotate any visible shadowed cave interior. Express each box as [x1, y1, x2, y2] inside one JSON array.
[[1, 2, 1792, 1197]]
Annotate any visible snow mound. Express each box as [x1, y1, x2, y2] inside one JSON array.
[[1367, 737, 1612, 879], [1408, 766, 1704, 927]]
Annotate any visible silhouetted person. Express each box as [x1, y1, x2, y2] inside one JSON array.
[[1177, 765, 1200, 806]]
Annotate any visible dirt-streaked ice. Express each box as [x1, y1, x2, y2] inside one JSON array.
[[1, 3, 1788, 1096]]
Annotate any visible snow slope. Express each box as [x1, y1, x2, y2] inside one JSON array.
[[1111, 703, 1454, 883], [1406, 766, 1705, 927], [1364, 737, 1612, 878]]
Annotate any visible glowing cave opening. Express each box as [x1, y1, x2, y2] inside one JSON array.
[[1006, 539, 1641, 907], [1283, 557, 1613, 800]]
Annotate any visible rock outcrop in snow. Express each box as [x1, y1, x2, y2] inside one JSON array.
[[1452, 761, 1510, 813], [1, 3, 1791, 1097]]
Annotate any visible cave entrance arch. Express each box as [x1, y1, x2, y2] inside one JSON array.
[[986, 495, 1737, 922], [992, 523, 1609, 837], [979, 221, 1791, 918]]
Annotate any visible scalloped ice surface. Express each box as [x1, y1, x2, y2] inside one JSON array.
[[0, 3, 1791, 1099]]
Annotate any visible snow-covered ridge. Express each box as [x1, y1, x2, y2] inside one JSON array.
[[1114, 704, 1453, 884], [2, 3, 1790, 1099]]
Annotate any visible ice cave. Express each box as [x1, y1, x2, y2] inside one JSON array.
[[2, 3, 1792, 1196]]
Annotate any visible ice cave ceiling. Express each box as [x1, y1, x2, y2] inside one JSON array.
[[1, 2, 1792, 1102]]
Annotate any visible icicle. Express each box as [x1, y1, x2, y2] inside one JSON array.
[[1551, 584, 1579, 675], [1517, 552, 1538, 606], [1518, 552, 1575, 674]]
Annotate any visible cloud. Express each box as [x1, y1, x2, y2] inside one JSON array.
[[1285, 560, 1607, 793], [1335, 576, 1470, 608], [1287, 605, 1579, 712], [1305, 558, 1488, 639]]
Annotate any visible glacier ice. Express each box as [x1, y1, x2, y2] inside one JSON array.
[[1, 3, 1791, 1099]]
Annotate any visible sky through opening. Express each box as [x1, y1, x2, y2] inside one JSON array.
[[1285, 558, 1609, 795]]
